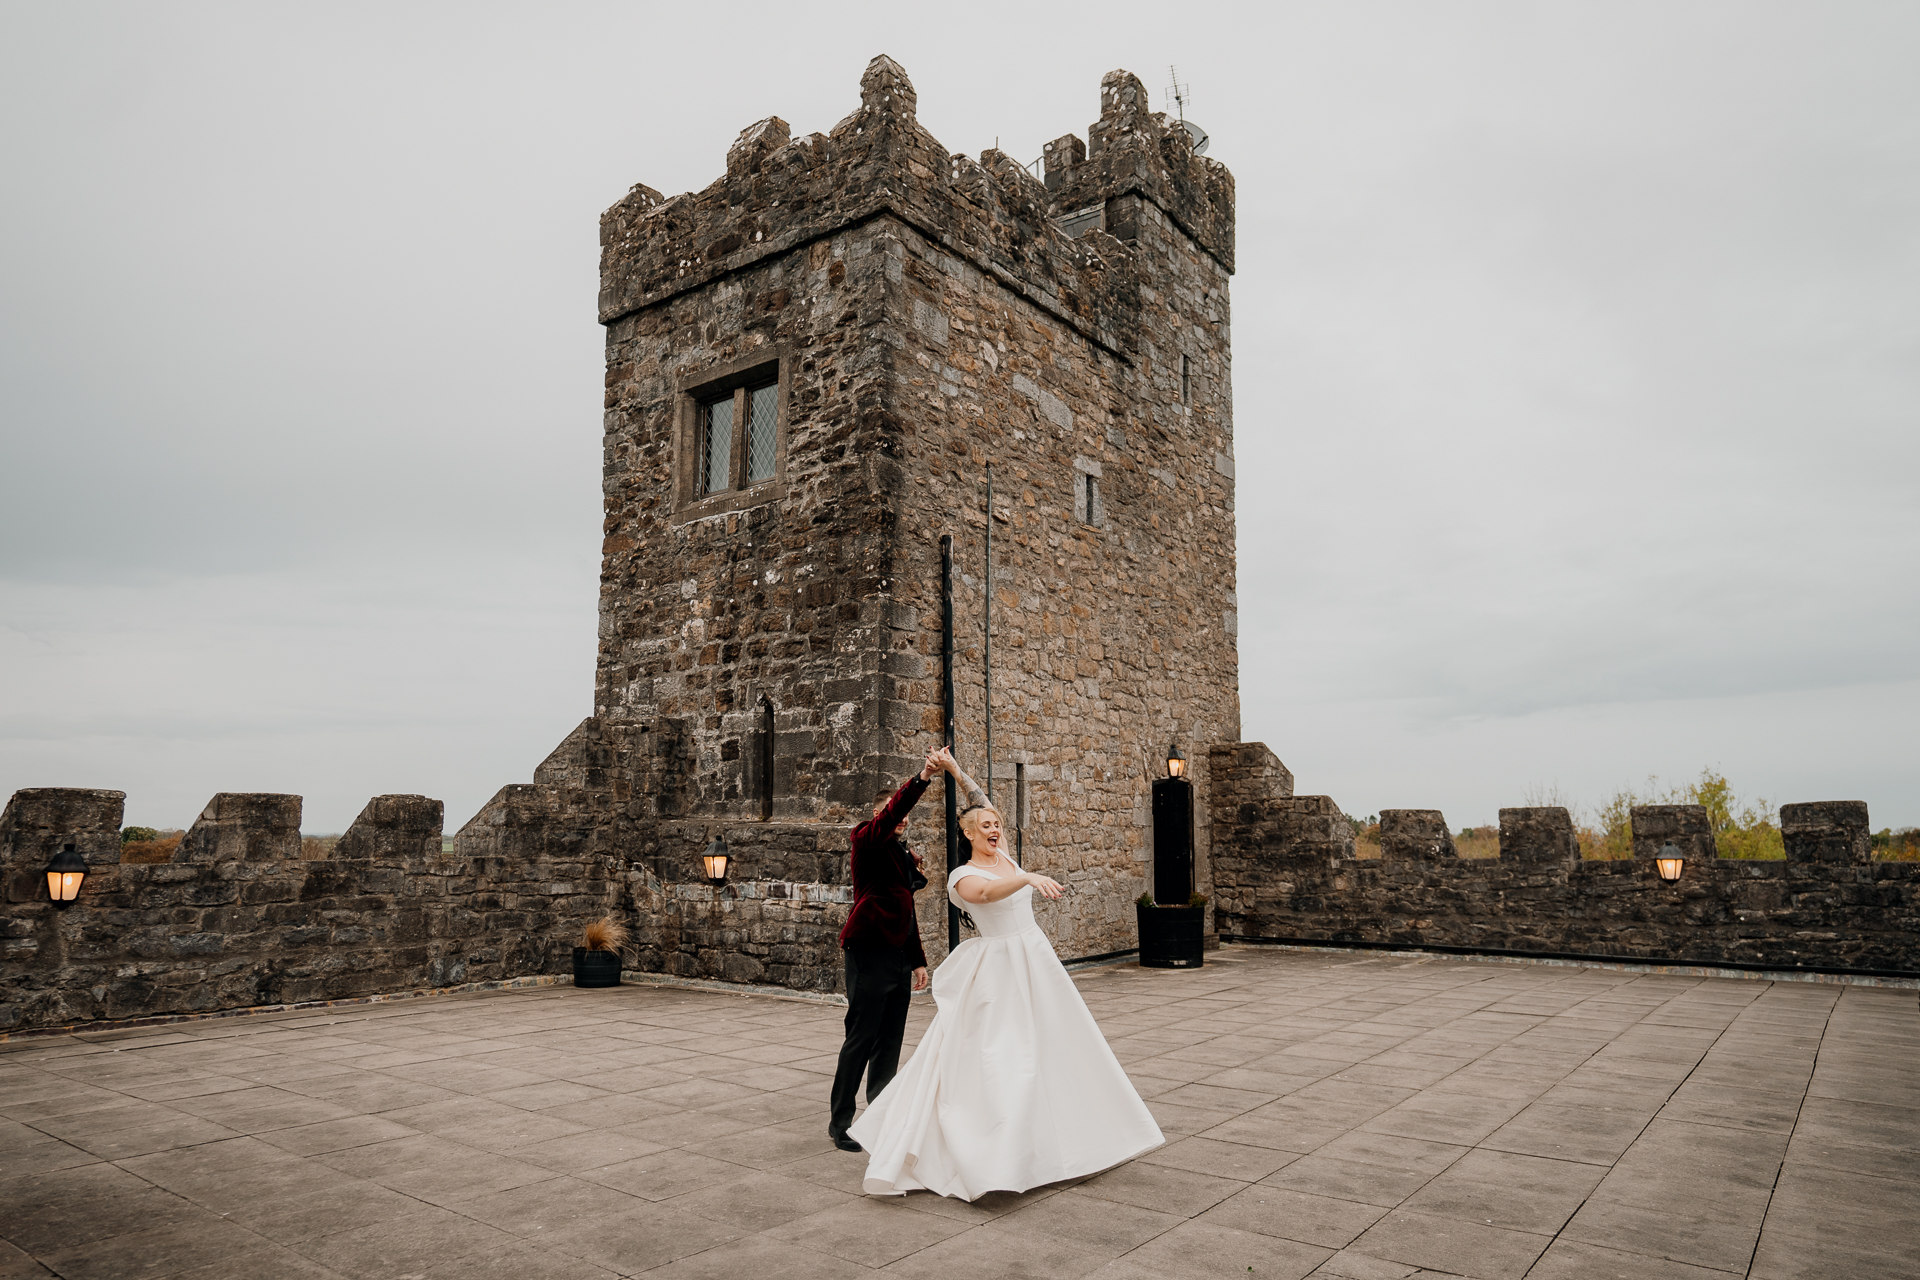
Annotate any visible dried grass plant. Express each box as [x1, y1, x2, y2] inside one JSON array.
[[120, 831, 183, 865], [1455, 826, 1501, 859], [582, 916, 630, 953]]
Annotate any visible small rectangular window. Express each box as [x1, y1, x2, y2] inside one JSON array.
[[745, 382, 778, 484], [1180, 355, 1192, 405], [1082, 474, 1099, 524], [678, 358, 785, 521], [699, 395, 734, 494], [1014, 762, 1027, 861]]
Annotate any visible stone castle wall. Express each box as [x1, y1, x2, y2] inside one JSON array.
[[1209, 744, 1920, 976], [1, 787, 621, 1033]]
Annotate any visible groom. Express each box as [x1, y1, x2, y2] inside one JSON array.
[[827, 748, 942, 1152]]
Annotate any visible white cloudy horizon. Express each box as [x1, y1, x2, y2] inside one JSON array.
[[3, 2, 1916, 836]]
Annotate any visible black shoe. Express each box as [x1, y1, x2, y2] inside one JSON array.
[[829, 1129, 863, 1153]]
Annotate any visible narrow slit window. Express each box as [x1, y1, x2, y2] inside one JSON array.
[[1014, 762, 1027, 862], [758, 695, 775, 820], [745, 382, 778, 484], [1082, 473, 1099, 525], [699, 395, 734, 494], [1180, 355, 1192, 405]]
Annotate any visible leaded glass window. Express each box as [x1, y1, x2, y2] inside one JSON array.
[[680, 360, 783, 514], [699, 395, 733, 494], [745, 382, 778, 484]]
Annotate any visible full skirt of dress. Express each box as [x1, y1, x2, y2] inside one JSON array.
[[848, 883, 1163, 1199]]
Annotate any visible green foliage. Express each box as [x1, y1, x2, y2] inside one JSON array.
[[1687, 767, 1783, 859], [120, 826, 160, 844], [1873, 827, 1920, 861], [1583, 786, 1637, 860], [1574, 769, 1782, 860], [1138, 891, 1208, 908]]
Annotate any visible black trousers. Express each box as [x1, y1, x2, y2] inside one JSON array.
[[829, 946, 913, 1135]]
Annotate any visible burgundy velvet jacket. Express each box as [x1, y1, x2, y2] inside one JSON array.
[[837, 775, 930, 968]]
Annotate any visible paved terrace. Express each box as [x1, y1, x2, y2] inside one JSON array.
[[2, 948, 1915, 1280]]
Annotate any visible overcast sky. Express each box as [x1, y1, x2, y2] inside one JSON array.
[[3, 2, 1915, 835]]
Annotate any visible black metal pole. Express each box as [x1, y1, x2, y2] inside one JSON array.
[[984, 463, 993, 805], [941, 533, 958, 953]]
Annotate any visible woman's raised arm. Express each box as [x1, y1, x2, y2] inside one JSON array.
[[932, 747, 988, 809]]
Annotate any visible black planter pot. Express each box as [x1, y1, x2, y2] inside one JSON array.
[[1136, 904, 1206, 969], [572, 947, 623, 988]]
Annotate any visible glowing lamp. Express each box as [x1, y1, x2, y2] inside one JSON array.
[[1655, 841, 1685, 883], [702, 834, 730, 886], [45, 844, 87, 907], [1166, 744, 1188, 780]]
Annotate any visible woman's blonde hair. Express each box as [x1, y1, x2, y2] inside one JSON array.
[[959, 803, 1003, 851]]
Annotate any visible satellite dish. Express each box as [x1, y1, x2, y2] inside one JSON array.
[[1182, 119, 1210, 156]]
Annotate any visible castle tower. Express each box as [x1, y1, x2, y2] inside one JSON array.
[[463, 56, 1238, 984]]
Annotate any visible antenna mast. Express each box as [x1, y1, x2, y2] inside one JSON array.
[[1166, 65, 1190, 120], [1163, 65, 1211, 156]]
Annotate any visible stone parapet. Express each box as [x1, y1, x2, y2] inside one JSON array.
[[1782, 801, 1871, 864], [1, 787, 622, 1034], [1207, 762, 1920, 976], [1630, 804, 1714, 862], [175, 792, 302, 863], [1498, 807, 1579, 864], [1380, 810, 1456, 861], [1, 787, 125, 909]]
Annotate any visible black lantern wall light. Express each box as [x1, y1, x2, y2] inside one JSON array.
[[1655, 841, 1685, 884], [702, 833, 730, 886], [44, 844, 87, 907], [1166, 744, 1188, 780]]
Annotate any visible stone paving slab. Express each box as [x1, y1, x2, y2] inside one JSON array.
[[1, 948, 1915, 1279]]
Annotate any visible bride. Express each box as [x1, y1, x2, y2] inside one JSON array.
[[848, 749, 1164, 1199]]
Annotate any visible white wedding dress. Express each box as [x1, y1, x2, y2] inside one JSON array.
[[848, 861, 1164, 1199]]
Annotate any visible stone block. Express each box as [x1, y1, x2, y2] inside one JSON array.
[[726, 116, 790, 179], [1781, 801, 1871, 865], [334, 794, 444, 863], [177, 793, 302, 863], [1380, 810, 1456, 861], [1499, 808, 1577, 864], [1208, 743, 1294, 800], [1630, 805, 1714, 862], [1, 787, 126, 905]]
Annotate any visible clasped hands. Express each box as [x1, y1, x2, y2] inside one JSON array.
[[918, 745, 953, 782]]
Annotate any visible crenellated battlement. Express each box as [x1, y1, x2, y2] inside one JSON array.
[[1043, 70, 1235, 270], [597, 56, 1233, 361], [1208, 744, 1920, 978]]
